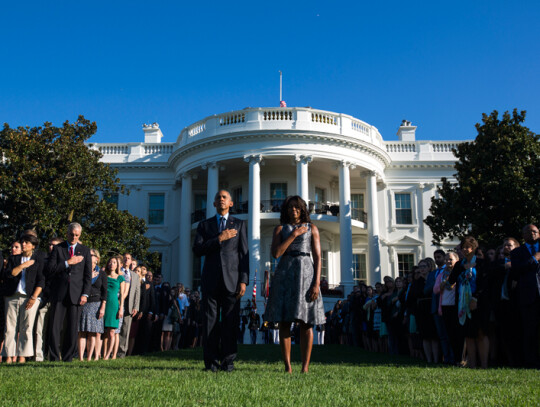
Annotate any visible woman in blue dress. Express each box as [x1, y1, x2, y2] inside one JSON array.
[[265, 196, 325, 373]]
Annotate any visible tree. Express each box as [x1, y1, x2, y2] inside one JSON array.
[[425, 109, 540, 247], [0, 116, 156, 263]]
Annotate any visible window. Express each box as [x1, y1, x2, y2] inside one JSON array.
[[397, 253, 415, 277], [315, 187, 326, 204], [104, 193, 118, 208], [148, 194, 165, 225], [351, 193, 364, 221], [395, 193, 413, 224], [353, 254, 367, 283], [192, 255, 202, 291], [233, 187, 243, 205], [321, 250, 328, 281], [232, 187, 246, 213], [270, 183, 287, 208], [194, 194, 206, 211], [193, 194, 207, 223]]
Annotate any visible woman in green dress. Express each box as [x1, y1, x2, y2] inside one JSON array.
[[103, 257, 127, 360]]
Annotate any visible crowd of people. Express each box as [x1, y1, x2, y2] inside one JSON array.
[[320, 225, 540, 369], [0, 223, 203, 363], [1, 221, 538, 370]]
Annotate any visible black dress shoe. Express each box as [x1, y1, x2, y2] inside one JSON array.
[[221, 364, 235, 372]]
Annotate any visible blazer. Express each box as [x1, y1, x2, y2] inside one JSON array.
[[124, 270, 141, 313], [193, 214, 249, 295], [510, 244, 540, 306], [47, 241, 92, 304], [88, 268, 108, 303], [3, 252, 45, 297], [139, 280, 156, 315]]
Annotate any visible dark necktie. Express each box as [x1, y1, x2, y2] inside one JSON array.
[[219, 216, 226, 232]]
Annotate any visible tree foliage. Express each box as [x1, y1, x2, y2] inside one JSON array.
[[425, 109, 540, 247], [0, 116, 156, 263]]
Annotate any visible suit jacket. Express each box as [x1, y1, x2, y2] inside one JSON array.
[[510, 244, 540, 306], [3, 252, 45, 297], [47, 241, 92, 304], [125, 270, 141, 313], [139, 280, 156, 315], [193, 214, 249, 295]]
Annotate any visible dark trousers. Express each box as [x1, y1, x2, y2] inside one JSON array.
[[520, 298, 540, 368], [441, 305, 463, 364], [48, 297, 82, 362], [496, 300, 522, 366], [202, 284, 240, 371], [136, 314, 154, 354]]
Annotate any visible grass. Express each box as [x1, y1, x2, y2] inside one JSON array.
[[0, 345, 539, 406]]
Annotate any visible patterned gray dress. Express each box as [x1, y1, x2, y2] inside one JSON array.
[[264, 224, 325, 325]]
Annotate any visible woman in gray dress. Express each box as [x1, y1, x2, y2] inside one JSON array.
[[265, 195, 325, 373]]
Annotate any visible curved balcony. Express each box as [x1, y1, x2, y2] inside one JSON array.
[[177, 107, 384, 148]]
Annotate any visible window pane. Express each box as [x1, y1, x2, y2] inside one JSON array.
[[315, 187, 325, 203], [397, 253, 415, 277], [194, 194, 207, 211], [395, 193, 412, 224], [353, 253, 367, 283], [321, 250, 328, 280], [149, 194, 165, 225], [270, 183, 287, 207], [351, 194, 364, 210], [104, 193, 118, 208]]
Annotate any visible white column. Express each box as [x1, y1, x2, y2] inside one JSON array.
[[244, 155, 263, 292], [367, 171, 381, 285], [179, 172, 193, 287], [204, 162, 219, 219], [338, 161, 355, 295], [295, 155, 312, 202]]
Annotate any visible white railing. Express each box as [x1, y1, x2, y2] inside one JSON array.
[[178, 107, 384, 146], [351, 119, 369, 135], [263, 110, 293, 121], [431, 142, 459, 153], [386, 143, 416, 153], [219, 112, 245, 126], [311, 112, 337, 125], [144, 144, 174, 154], [188, 122, 206, 137], [98, 145, 129, 155]]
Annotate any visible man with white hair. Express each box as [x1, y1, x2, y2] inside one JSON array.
[[47, 222, 92, 362]]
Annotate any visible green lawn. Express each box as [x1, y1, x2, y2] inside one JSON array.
[[0, 345, 538, 406]]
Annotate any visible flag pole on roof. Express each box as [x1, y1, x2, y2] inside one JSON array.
[[279, 71, 286, 107]]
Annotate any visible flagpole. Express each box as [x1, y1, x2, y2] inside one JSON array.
[[279, 70, 282, 103]]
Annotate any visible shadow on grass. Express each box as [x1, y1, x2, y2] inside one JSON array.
[[128, 344, 433, 368], [5, 345, 434, 370]]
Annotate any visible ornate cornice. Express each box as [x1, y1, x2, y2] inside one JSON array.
[[168, 132, 391, 169]]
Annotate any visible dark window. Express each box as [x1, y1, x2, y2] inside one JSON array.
[[395, 193, 412, 224], [397, 253, 415, 277], [353, 254, 367, 283], [148, 194, 165, 225]]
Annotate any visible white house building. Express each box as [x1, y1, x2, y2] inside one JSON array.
[[93, 107, 462, 301]]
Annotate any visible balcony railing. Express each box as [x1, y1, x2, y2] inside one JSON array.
[[191, 201, 368, 224]]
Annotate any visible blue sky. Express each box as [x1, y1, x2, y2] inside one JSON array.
[[1, 0, 539, 143]]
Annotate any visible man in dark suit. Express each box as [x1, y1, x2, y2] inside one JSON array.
[[193, 190, 249, 372], [510, 223, 540, 368], [136, 270, 157, 354], [47, 222, 92, 362]]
